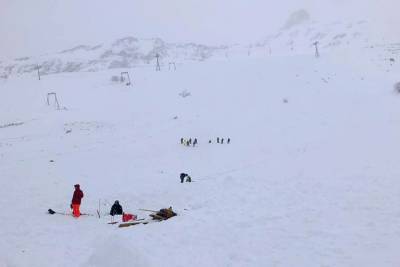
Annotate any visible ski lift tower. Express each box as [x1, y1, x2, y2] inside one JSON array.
[[155, 53, 161, 71], [313, 41, 320, 58], [168, 62, 176, 71], [37, 64, 41, 80]]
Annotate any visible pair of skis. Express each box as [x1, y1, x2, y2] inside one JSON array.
[[47, 208, 169, 228], [118, 219, 153, 228], [48, 209, 94, 217]]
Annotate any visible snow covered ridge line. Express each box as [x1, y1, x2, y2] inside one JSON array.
[[0, 122, 24, 129], [255, 19, 373, 55], [250, 10, 396, 57], [1, 18, 396, 78], [0, 37, 229, 77]]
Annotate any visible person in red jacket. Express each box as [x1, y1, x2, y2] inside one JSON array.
[[71, 184, 84, 217]]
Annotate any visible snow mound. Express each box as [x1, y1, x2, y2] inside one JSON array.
[[282, 9, 311, 30], [85, 238, 149, 267]]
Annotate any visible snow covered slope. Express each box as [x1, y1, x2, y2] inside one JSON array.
[[1, 38, 400, 267]]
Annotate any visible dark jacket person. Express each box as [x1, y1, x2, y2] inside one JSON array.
[[110, 200, 123, 216]]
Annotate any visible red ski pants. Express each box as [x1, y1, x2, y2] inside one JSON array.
[[72, 204, 81, 217]]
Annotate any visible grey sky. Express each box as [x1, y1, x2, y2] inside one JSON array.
[[0, 0, 399, 59]]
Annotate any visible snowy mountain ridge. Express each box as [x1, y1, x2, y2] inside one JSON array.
[[243, 17, 399, 70], [0, 37, 229, 77], [256, 18, 370, 54], [1, 17, 398, 79]]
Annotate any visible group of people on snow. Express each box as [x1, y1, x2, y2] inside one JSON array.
[[70, 184, 123, 218], [181, 137, 232, 146], [69, 185, 176, 221], [181, 138, 198, 147], [209, 137, 230, 144], [180, 173, 192, 183]]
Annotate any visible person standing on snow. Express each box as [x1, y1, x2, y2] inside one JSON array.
[[110, 200, 123, 216], [71, 184, 84, 217], [180, 173, 187, 183]]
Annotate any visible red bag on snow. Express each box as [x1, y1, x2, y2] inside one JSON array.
[[122, 213, 137, 222]]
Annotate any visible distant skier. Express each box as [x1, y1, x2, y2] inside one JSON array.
[[180, 173, 192, 183], [180, 173, 187, 183], [180, 138, 184, 144], [193, 138, 198, 147], [217, 137, 220, 143], [110, 200, 123, 216], [227, 138, 230, 144], [221, 138, 224, 144], [71, 184, 84, 217]]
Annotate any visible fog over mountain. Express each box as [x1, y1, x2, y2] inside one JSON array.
[[1, 0, 399, 59], [1, 7, 399, 78]]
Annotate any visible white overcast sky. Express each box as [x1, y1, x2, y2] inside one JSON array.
[[0, 0, 399, 59]]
